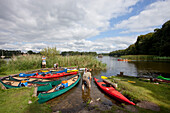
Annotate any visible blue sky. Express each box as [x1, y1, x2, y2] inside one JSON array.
[[0, 0, 170, 53]]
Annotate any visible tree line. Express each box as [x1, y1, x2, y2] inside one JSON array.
[[61, 51, 97, 56], [0, 48, 97, 58], [109, 20, 170, 57]]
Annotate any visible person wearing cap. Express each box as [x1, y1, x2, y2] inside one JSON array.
[[82, 68, 92, 90], [42, 56, 46, 68]]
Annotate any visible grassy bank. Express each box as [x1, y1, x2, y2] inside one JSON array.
[[107, 76, 170, 113], [0, 55, 106, 77], [121, 55, 170, 61], [0, 87, 51, 113]]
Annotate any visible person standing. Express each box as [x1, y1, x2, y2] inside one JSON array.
[[42, 56, 46, 68], [82, 68, 92, 90]]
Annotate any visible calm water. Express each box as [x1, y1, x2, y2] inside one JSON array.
[[49, 56, 170, 112], [97, 56, 170, 78]]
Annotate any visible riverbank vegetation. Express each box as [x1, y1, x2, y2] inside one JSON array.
[[120, 55, 170, 60], [0, 87, 51, 113], [109, 20, 170, 57], [0, 54, 106, 77], [107, 76, 170, 113]]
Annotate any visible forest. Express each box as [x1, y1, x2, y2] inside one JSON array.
[[109, 20, 170, 57]]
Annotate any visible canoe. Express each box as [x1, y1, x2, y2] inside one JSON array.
[[157, 76, 170, 81], [8, 76, 61, 86], [19, 69, 68, 77], [30, 71, 78, 79], [67, 68, 79, 73], [38, 74, 81, 103], [94, 77, 135, 105], [0, 79, 60, 92]]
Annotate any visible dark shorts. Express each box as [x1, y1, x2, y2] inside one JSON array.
[[82, 79, 90, 87]]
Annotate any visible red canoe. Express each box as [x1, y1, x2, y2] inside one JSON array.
[[94, 77, 135, 105], [30, 72, 78, 79]]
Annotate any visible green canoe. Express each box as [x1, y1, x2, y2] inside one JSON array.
[[0, 79, 61, 92], [8, 76, 61, 86], [157, 76, 170, 81], [38, 74, 81, 103]]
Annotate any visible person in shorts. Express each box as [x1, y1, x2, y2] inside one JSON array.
[[42, 56, 46, 68], [82, 68, 92, 90]]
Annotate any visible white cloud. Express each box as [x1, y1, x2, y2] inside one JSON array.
[[0, 0, 140, 53], [113, 0, 170, 33]]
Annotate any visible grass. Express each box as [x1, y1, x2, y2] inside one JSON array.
[[0, 87, 51, 113], [108, 76, 170, 113], [120, 55, 170, 61], [0, 55, 106, 77]]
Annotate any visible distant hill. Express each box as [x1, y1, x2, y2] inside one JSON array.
[[109, 20, 170, 56]]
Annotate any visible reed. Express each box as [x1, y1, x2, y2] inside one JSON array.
[[4, 55, 106, 73]]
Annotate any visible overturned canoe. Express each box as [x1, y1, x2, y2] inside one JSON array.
[[94, 77, 135, 105], [30, 71, 78, 79], [38, 74, 81, 103]]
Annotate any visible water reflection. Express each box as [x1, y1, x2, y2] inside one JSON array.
[[97, 56, 138, 77], [82, 89, 91, 103]]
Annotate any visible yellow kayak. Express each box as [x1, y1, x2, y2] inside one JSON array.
[[67, 69, 79, 73], [101, 76, 108, 79]]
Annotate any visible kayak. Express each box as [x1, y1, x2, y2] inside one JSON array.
[[94, 77, 135, 105], [30, 71, 78, 79], [38, 74, 81, 103], [157, 76, 170, 81]]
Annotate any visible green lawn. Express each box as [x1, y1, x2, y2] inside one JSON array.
[[107, 76, 170, 113], [0, 87, 51, 113]]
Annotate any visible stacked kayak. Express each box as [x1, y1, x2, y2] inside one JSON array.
[[94, 77, 135, 105], [19, 69, 67, 77], [30, 71, 78, 79], [38, 74, 81, 103]]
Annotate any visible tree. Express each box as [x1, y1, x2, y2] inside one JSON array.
[[40, 47, 60, 57]]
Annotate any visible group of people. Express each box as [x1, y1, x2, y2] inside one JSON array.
[[42, 56, 92, 90]]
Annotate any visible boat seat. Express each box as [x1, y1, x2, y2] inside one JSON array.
[[102, 84, 111, 87]]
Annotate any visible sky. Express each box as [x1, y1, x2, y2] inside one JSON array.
[[0, 0, 170, 53]]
